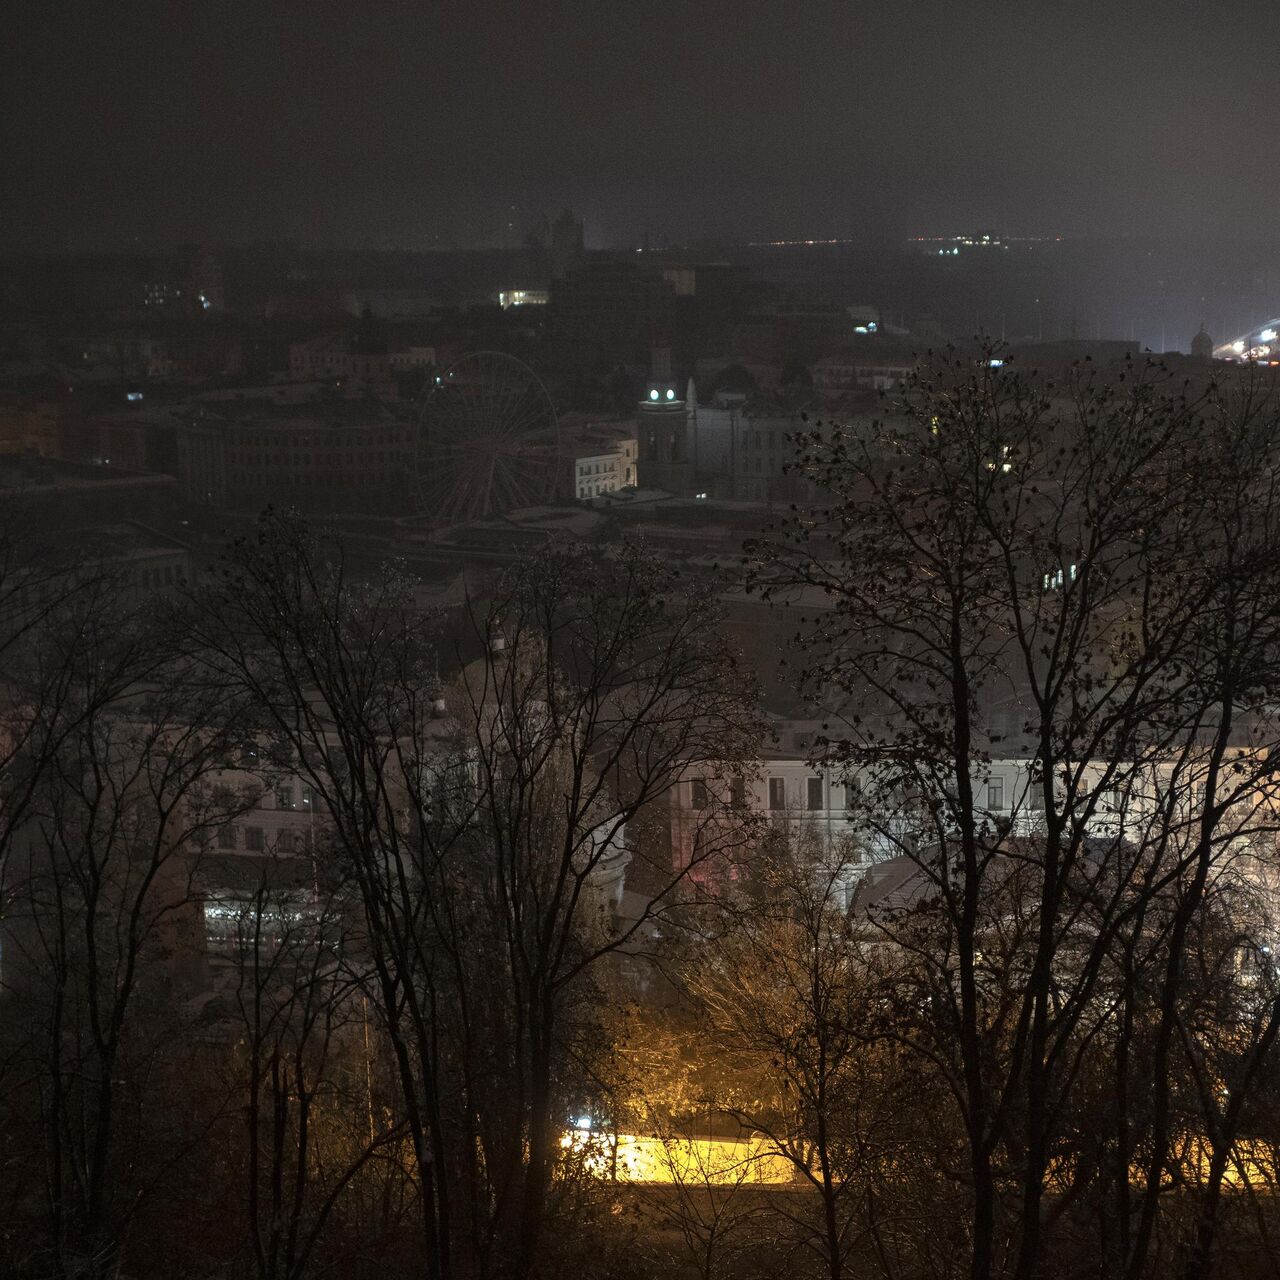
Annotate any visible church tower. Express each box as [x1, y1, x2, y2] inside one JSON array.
[[635, 343, 691, 493]]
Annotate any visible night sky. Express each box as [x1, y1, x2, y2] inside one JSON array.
[[6, 0, 1274, 252]]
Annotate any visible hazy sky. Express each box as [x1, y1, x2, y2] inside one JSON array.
[[5, 0, 1274, 251]]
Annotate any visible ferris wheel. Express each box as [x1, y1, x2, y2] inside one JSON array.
[[412, 351, 560, 525]]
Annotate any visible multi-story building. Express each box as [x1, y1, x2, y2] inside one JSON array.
[[567, 427, 637, 501], [287, 336, 436, 396], [811, 353, 916, 392], [666, 699, 1276, 909], [175, 401, 415, 511]]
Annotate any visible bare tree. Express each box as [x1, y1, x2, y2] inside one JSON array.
[[749, 350, 1280, 1280], [222, 862, 409, 1280], [2, 627, 252, 1279], [185, 513, 762, 1280], [685, 826, 969, 1280]]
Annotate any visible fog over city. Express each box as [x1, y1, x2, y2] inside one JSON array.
[[6, 0, 1278, 249], [5, 6, 1280, 1280]]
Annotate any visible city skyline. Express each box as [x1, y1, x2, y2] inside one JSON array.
[[6, 0, 1278, 252]]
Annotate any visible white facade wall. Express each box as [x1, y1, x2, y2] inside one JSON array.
[[574, 439, 637, 499], [670, 750, 1275, 905]]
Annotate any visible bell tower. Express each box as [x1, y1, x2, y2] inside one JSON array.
[[635, 342, 691, 492]]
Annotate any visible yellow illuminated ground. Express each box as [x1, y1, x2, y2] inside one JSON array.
[[564, 1129, 1280, 1191], [562, 1130, 796, 1185]]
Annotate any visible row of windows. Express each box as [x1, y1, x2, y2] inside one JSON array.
[[229, 472, 393, 489], [691, 775, 827, 811], [229, 451, 407, 465], [742, 430, 785, 452], [228, 445, 409, 462], [217, 823, 313, 853], [203, 896, 322, 953], [769, 775, 826, 810], [692, 773, 1044, 814], [273, 782, 314, 809]]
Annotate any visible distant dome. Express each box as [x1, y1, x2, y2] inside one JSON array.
[[1191, 327, 1213, 360]]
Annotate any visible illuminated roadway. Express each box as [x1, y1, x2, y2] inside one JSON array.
[[1215, 319, 1280, 362]]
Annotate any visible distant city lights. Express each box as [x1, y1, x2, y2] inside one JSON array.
[[498, 289, 549, 309], [747, 237, 856, 247]]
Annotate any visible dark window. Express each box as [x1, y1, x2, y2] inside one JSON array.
[[807, 776, 824, 810], [691, 779, 708, 809], [245, 826, 264, 852], [768, 777, 786, 810], [218, 826, 237, 850]]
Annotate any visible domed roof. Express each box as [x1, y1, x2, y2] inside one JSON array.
[[1191, 326, 1213, 360]]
